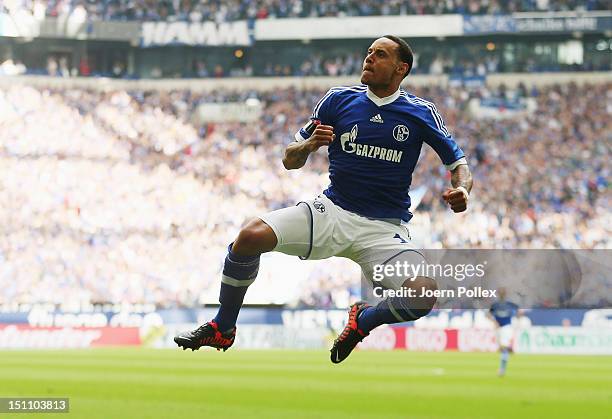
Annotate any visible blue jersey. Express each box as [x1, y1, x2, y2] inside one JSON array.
[[295, 85, 466, 222], [489, 300, 519, 327]]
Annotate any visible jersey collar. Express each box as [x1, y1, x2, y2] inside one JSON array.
[[366, 87, 401, 107]]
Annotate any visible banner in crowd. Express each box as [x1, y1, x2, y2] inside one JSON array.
[[0, 12, 249, 45], [463, 15, 516, 34], [467, 96, 538, 120], [158, 324, 329, 350], [360, 326, 498, 352], [2, 319, 611, 353], [254, 15, 463, 40], [141, 21, 251, 47], [196, 102, 263, 123], [449, 75, 487, 88], [3, 11, 610, 42], [515, 15, 612, 33], [361, 326, 612, 354], [515, 327, 612, 355], [0, 325, 141, 349], [1, 307, 611, 329], [463, 13, 612, 34], [151, 325, 612, 354]]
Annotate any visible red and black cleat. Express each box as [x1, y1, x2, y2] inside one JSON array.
[[330, 301, 370, 364], [174, 321, 236, 352]]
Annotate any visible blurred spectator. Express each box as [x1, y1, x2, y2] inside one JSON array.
[[46, 56, 58, 76], [79, 56, 91, 76], [0, 58, 26, 76]]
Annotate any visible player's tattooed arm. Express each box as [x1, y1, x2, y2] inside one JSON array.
[[442, 164, 472, 213], [282, 142, 312, 170], [283, 125, 335, 170], [450, 164, 472, 194]]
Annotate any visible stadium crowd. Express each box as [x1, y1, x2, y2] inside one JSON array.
[[0, 81, 609, 308], [2, 0, 608, 22], [5, 50, 608, 80], [260, 52, 609, 78]]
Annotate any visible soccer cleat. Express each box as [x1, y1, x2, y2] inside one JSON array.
[[174, 321, 236, 352], [330, 301, 370, 364]]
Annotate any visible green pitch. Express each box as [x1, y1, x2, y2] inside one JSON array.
[[1, 348, 610, 419]]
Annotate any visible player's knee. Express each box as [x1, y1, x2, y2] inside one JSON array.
[[232, 218, 277, 256], [404, 276, 437, 318]]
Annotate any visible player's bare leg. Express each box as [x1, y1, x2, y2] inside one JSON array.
[[330, 276, 437, 363], [174, 219, 277, 351], [232, 218, 278, 256]]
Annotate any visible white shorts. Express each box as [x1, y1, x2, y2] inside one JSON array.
[[497, 325, 515, 348], [259, 194, 425, 290]]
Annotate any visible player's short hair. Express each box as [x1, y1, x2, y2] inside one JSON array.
[[383, 35, 414, 78]]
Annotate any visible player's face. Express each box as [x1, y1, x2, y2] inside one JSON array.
[[361, 38, 406, 89]]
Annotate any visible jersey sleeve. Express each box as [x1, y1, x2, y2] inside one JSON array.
[[421, 105, 467, 170], [294, 88, 336, 142]]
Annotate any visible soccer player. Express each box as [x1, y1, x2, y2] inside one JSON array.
[[489, 288, 520, 377], [174, 35, 473, 363]]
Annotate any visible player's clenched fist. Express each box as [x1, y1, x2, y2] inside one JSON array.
[[442, 187, 469, 213], [305, 125, 335, 152]]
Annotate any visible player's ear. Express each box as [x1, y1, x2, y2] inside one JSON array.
[[396, 63, 408, 76]]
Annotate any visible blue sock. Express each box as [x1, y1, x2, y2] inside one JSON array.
[[500, 349, 509, 373], [213, 244, 260, 332], [356, 306, 384, 333], [358, 297, 428, 334]]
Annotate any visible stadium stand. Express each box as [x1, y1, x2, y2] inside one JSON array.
[[2, 1, 610, 78], [0, 79, 609, 307], [2, 0, 608, 22], [3, 46, 609, 78]]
